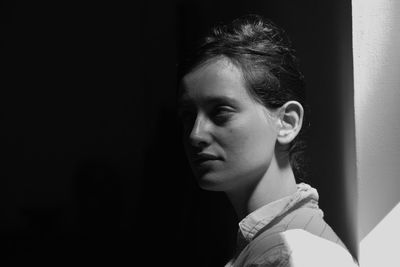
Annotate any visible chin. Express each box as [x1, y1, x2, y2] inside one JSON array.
[[195, 165, 267, 193], [195, 170, 244, 192], [195, 172, 229, 192]]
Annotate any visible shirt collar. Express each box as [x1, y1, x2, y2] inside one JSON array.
[[238, 183, 321, 242]]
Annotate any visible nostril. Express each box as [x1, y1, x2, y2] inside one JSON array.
[[189, 129, 211, 149], [191, 139, 208, 150]]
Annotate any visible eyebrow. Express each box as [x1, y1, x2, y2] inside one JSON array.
[[178, 95, 240, 109]]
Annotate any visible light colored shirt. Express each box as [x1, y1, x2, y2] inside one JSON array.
[[225, 183, 358, 267]]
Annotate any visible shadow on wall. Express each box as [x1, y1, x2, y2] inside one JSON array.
[[72, 158, 125, 262], [74, 159, 123, 238]]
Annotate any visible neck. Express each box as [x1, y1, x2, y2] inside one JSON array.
[[225, 154, 297, 221]]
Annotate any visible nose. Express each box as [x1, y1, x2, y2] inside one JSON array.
[[188, 113, 212, 149]]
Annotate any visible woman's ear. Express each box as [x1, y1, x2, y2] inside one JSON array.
[[277, 101, 304, 145]]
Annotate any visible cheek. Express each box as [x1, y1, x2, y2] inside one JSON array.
[[221, 114, 277, 160]]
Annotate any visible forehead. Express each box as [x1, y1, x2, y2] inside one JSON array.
[[179, 57, 253, 107]]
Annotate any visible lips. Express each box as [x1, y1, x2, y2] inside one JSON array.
[[192, 152, 221, 163]]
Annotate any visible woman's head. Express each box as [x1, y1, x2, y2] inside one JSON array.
[[178, 15, 308, 191]]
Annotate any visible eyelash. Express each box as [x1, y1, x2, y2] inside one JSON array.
[[179, 106, 234, 124], [212, 107, 233, 121]]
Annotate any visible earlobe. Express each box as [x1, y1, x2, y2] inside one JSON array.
[[277, 101, 304, 145]]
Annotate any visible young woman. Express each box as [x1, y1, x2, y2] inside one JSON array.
[[177, 15, 358, 267]]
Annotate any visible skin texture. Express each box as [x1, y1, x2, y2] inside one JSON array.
[[179, 57, 302, 219]]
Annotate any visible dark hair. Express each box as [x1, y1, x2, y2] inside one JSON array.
[[178, 14, 309, 181]]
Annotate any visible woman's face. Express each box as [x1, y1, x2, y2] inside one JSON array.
[[179, 57, 279, 192]]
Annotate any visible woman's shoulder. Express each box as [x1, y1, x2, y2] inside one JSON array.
[[281, 229, 357, 266], [241, 229, 358, 267]]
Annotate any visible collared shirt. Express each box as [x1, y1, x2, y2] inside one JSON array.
[[225, 183, 358, 267]]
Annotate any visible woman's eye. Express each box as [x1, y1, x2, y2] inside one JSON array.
[[212, 107, 234, 123]]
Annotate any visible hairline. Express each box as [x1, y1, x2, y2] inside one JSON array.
[[180, 54, 270, 108]]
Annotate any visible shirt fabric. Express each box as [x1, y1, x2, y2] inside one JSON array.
[[224, 183, 358, 267]]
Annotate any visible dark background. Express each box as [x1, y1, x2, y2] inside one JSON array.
[[2, 0, 356, 265]]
